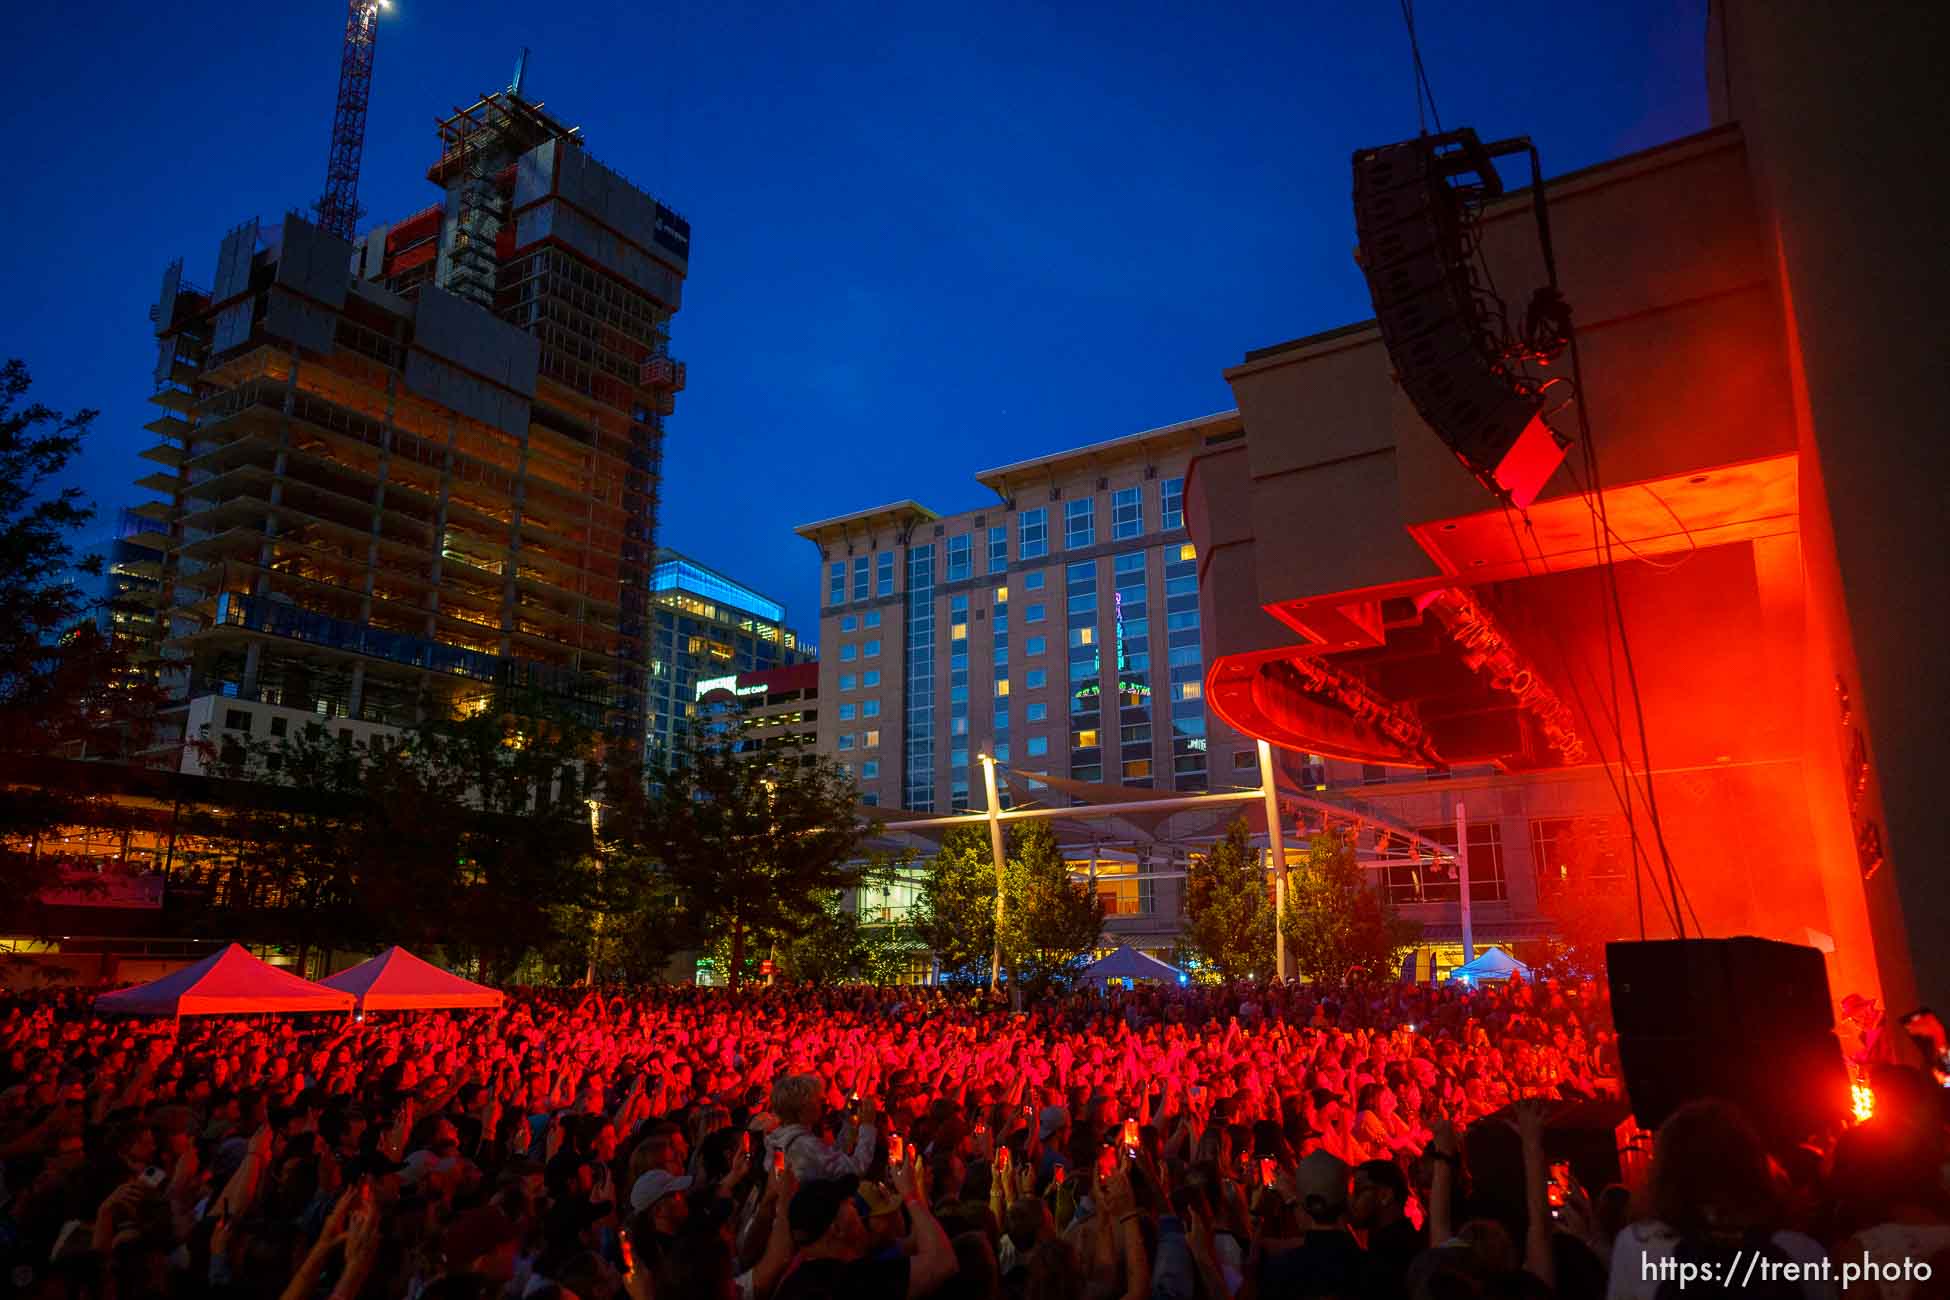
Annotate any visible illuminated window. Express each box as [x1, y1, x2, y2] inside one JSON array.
[[951, 624, 968, 641], [864, 729, 881, 748], [1072, 626, 1095, 646], [995, 585, 1008, 604], [1122, 758, 1152, 779], [995, 679, 1010, 697], [1178, 542, 1196, 562], [1173, 680, 1201, 701], [1075, 729, 1099, 749]]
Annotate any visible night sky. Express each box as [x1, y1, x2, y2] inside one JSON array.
[[1, 0, 1706, 641]]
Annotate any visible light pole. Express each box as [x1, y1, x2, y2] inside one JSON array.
[[1257, 740, 1290, 982], [979, 753, 1008, 997], [584, 797, 603, 986]]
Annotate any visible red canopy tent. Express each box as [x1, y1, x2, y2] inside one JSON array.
[[319, 947, 505, 1012], [94, 944, 354, 1017]]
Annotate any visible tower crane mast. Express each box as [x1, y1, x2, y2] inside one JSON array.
[[316, 0, 384, 240]]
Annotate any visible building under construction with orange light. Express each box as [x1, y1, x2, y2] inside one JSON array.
[[132, 86, 688, 766]]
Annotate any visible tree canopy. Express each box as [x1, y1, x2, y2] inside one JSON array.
[[1182, 816, 1275, 982], [1280, 829, 1421, 985]]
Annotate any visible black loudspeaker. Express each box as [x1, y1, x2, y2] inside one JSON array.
[[1352, 129, 1564, 508], [1607, 938, 1849, 1145]]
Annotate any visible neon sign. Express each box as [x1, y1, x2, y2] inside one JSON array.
[[1073, 590, 1152, 702], [696, 675, 766, 701]]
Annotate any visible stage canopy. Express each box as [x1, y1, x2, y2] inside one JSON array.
[[1083, 944, 1186, 984], [94, 944, 355, 1017], [319, 946, 506, 1012], [1447, 945, 1531, 984]]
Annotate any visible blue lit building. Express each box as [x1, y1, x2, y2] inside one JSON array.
[[646, 548, 814, 763]]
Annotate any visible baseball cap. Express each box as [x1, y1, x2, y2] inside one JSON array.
[[629, 1169, 694, 1214], [789, 1175, 861, 1244]]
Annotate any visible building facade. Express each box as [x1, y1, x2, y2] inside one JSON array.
[[646, 550, 813, 764], [796, 415, 1256, 816], [134, 88, 687, 774]]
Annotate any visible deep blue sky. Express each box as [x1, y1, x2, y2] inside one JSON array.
[[1, 0, 1706, 639]]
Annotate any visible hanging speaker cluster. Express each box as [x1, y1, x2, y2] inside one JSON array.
[[1353, 128, 1566, 508]]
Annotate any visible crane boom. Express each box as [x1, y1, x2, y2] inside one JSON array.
[[316, 0, 381, 240]]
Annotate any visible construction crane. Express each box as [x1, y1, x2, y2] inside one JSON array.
[[316, 0, 389, 241]]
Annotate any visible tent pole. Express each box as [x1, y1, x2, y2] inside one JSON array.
[[1258, 740, 1289, 982]]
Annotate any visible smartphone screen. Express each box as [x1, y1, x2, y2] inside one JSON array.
[[1053, 1163, 1066, 1185], [1259, 1157, 1276, 1188], [619, 1228, 636, 1273], [1121, 1119, 1139, 1149], [888, 1134, 904, 1164]]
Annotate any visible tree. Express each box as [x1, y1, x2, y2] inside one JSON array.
[[909, 825, 1000, 983], [777, 891, 867, 985], [1000, 820, 1106, 998], [637, 721, 872, 990], [1182, 817, 1275, 982], [1281, 829, 1420, 985], [0, 361, 161, 903]]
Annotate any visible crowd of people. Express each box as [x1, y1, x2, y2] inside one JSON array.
[[0, 975, 1944, 1300]]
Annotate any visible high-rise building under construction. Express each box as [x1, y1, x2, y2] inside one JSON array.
[[132, 87, 687, 767]]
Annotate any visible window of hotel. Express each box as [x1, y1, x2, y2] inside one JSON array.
[[1070, 626, 1095, 647], [863, 700, 880, 718], [1027, 702, 1048, 722], [1122, 758, 1152, 780], [864, 639, 881, 657], [1074, 729, 1099, 749], [838, 704, 855, 721], [864, 729, 880, 748], [841, 615, 858, 632], [988, 525, 1008, 573], [852, 555, 870, 601], [838, 734, 855, 751], [1027, 736, 1049, 757], [1111, 487, 1143, 539], [947, 534, 972, 582], [1161, 477, 1184, 531], [862, 760, 880, 780], [1019, 508, 1048, 560], [1024, 571, 1045, 591], [840, 644, 857, 662], [1025, 603, 1046, 623], [1025, 636, 1046, 656], [876, 551, 894, 597], [1530, 816, 1629, 899], [995, 679, 1010, 697], [862, 670, 880, 687], [865, 610, 881, 628], [1171, 680, 1201, 701], [1026, 669, 1047, 689], [1232, 749, 1257, 771], [828, 562, 845, 606], [1065, 497, 1095, 549], [839, 674, 856, 690], [1384, 821, 1506, 905]]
